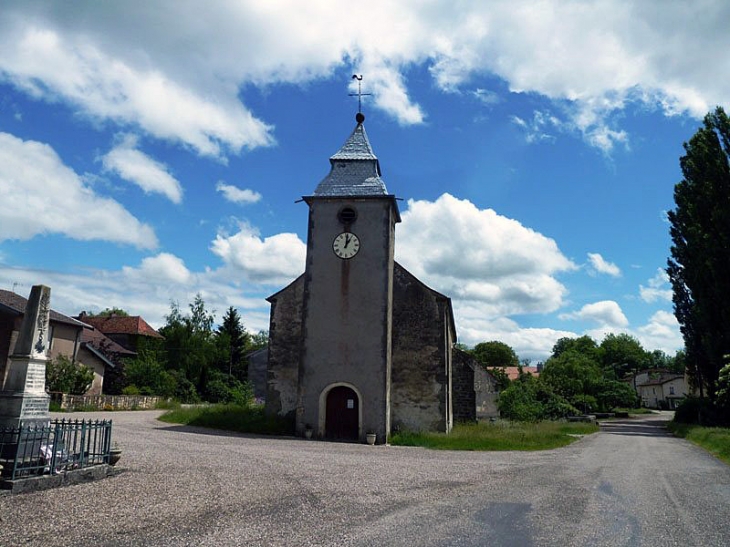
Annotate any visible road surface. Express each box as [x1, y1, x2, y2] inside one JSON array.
[[1, 411, 728, 546]]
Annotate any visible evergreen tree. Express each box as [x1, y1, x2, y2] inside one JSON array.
[[667, 107, 730, 400], [217, 306, 250, 379]]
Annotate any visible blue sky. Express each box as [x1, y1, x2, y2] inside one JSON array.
[[1, 1, 727, 361]]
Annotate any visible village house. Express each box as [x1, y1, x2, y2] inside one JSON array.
[[75, 312, 163, 353], [261, 113, 497, 443], [0, 289, 87, 389]]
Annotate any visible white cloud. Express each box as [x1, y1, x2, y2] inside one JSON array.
[[512, 110, 561, 144], [102, 135, 183, 203], [0, 131, 157, 249], [640, 267, 673, 303], [635, 310, 683, 355], [210, 222, 306, 285], [397, 193, 576, 316], [560, 300, 629, 328], [216, 182, 262, 205], [1, 2, 728, 153], [587, 252, 621, 277], [122, 253, 192, 285]]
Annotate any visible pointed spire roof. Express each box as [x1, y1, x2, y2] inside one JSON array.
[[313, 114, 389, 197]]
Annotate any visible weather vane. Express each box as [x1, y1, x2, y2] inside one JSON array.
[[349, 75, 372, 118]]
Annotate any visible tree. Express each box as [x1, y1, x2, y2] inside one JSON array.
[[471, 341, 519, 368], [551, 336, 601, 362], [599, 333, 647, 379], [667, 106, 730, 401], [217, 306, 250, 379], [46, 355, 94, 394]]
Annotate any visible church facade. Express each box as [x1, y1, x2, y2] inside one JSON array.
[[263, 114, 496, 443]]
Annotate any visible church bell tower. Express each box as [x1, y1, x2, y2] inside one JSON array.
[[297, 112, 401, 444]]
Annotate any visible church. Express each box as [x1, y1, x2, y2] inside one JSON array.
[[262, 111, 497, 444]]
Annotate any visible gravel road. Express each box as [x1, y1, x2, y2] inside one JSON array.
[[1, 411, 728, 546]]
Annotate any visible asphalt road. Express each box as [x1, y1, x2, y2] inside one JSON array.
[[1, 411, 728, 546]]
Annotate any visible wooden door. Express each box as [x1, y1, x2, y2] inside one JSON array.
[[325, 386, 359, 441]]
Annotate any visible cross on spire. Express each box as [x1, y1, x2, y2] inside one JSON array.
[[349, 75, 372, 118]]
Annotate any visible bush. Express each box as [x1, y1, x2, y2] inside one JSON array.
[[46, 355, 94, 394], [674, 396, 725, 426], [202, 370, 253, 405], [498, 377, 578, 421]]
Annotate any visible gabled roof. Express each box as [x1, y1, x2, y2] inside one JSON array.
[[311, 118, 392, 198], [76, 314, 164, 339], [80, 326, 136, 356], [0, 289, 87, 328], [638, 373, 684, 387]]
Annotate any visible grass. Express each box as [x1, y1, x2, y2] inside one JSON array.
[[666, 422, 730, 466], [158, 403, 293, 436], [390, 420, 599, 451], [613, 407, 655, 415]]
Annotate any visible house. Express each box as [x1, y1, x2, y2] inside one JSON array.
[[76, 325, 136, 395], [75, 312, 163, 352], [637, 372, 691, 410], [262, 112, 496, 443], [0, 289, 87, 389]]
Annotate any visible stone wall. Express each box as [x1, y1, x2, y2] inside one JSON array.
[[265, 275, 304, 419], [390, 264, 451, 432], [453, 349, 499, 422], [53, 393, 164, 411]]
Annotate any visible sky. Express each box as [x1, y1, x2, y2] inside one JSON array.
[[1, 0, 728, 361]]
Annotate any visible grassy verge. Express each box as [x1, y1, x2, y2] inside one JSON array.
[[158, 403, 293, 436], [666, 422, 730, 465], [390, 420, 599, 451]]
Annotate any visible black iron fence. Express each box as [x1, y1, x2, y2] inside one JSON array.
[[0, 419, 112, 481]]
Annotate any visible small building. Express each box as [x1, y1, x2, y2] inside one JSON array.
[[0, 289, 87, 389], [75, 312, 163, 353], [76, 326, 136, 395]]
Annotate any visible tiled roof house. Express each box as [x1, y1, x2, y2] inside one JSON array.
[[76, 313, 163, 353]]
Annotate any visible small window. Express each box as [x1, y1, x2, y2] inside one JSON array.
[[338, 207, 357, 225], [669, 386, 675, 395]]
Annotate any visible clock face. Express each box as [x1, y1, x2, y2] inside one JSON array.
[[332, 232, 360, 259]]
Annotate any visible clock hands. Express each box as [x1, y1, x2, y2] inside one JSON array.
[[344, 234, 351, 248]]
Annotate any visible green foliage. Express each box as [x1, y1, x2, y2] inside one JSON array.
[[552, 336, 601, 361], [717, 361, 730, 411], [599, 333, 647, 379], [249, 330, 269, 351], [159, 403, 293, 435], [667, 106, 730, 399], [497, 375, 578, 421], [673, 396, 724, 426], [390, 421, 598, 451], [217, 306, 250, 379], [45, 355, 94, 394], [122, 385, 140, 395], [124, 350, 177, 397], [202, 369, 253, 405], [471, 341, 519, 368]]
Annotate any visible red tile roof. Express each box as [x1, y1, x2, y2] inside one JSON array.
[[76, 314, 163, 339], [487, 366, 540, 381], [80, 326, 136, 356]]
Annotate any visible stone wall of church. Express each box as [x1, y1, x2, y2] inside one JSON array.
[[265, 275, 304, 420], [453, 349, 477, 422], [453, 349, 500, 422], [390, 264, 451, 432]]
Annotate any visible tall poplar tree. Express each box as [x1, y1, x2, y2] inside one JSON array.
[[667, 107, 730, 400]]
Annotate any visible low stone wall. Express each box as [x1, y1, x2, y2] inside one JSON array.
[[52, 393, 165, 411]]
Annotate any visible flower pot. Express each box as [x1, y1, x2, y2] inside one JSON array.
[[304, 429, 313, 440], [108, 448, 122, 466], [366, 433, 376, 445]]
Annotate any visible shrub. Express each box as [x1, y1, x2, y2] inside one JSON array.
[[674, 396, 723, 425], [46, 355, 94, 394]]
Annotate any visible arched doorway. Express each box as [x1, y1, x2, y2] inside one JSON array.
[[325, 386, 359, 441]]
